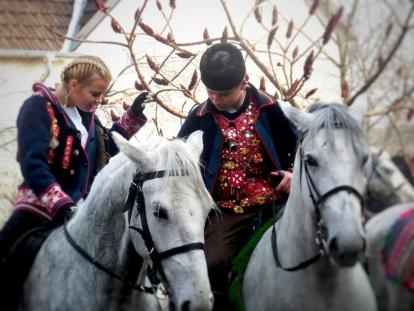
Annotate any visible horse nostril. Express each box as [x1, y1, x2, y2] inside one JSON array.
[[181, 301, 190, 311], [329, 237, 339, 255]]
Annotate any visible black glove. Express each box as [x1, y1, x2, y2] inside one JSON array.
[[53, 203, 75, 225], [131, 92, 149, 117]]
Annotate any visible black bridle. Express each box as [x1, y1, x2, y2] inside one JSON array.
[[271, 138, 364, 272], [64, 168, 204, 298], [123, 169, 205, 295]]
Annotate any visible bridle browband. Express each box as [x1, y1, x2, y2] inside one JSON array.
[[271, 132, 365, 271], [64, 168, 204, 298]]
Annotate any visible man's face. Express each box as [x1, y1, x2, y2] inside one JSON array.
[[206, 80, 246, 112]]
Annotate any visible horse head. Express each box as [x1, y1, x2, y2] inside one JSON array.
[[366, 147, 414, 208], [113, 131, 215, 311], [280, 101, 370, 267]]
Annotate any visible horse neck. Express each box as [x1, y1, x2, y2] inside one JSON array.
[[68, 156, 135, 260], [398, 182, 414, 203], [276, 155, 320, 263]]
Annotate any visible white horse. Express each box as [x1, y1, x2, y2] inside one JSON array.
[[364, 149, 414, 311], [365, 203, 414, 311], [21, 130, 215, 311], [243, 102, 377, 311], [365, 148, 414, 214]]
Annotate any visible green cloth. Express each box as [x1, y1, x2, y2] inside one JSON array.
[[228, 218, 275, 311]]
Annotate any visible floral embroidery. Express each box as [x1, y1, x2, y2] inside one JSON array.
[[213, 102, 274, 214]]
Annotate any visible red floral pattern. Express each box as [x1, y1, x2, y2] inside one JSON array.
[[213, 102, 274, 214], [15, 183, 73, 219], [116, 110, 146, 138]]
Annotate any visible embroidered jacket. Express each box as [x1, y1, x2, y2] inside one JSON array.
[[15, 83, 147, 220], [177, 84, 298, 199]]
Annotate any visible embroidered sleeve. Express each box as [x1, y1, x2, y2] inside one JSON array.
[[114, 108, 147, 139], [39, 183, 74, 218], [15, 183, 74, 219]]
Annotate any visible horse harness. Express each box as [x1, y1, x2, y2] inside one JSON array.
[[64, 168, 205, 297], [271, 131, 365, 271]]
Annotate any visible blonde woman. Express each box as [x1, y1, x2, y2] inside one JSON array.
[[0, 56, 149, 305]]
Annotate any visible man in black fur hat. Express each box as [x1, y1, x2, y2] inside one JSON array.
[[178, 42, 298, 310]]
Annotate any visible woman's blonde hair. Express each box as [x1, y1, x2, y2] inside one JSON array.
[[61, 55, 112, 86]]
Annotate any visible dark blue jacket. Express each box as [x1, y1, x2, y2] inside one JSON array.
[[15, 83, 146, 220], [177, 84, 298, 193]]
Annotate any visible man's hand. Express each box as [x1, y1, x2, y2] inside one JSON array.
[[270, 170, 292, 194]]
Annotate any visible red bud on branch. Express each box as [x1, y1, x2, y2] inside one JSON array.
[[267, 26, 278, 48], [305, 88, 318, 99], [221, 26, 228, 43], [303, 50, 314, 80], [188, 70, 198, 91], [139, 22, 154, 36], [156, 0, 163, 11], [167, 32, 174, 43], [341, 79, 349, 100], [309, 0, 320, 15], [254, 7, 262, 23], [286, 20, 294, 39], [154, 34, 169, 44], [134, 8, 141, 21], [146, 54, 160, 73], [111, 18, 122, 33], [153, 77, 169, 86], [272, 5, 278, 26], [322, 6, 343, 45], [176, 51, 194, 58], [286, 79, 300, 98], [203, 28, 213, 46], [135, 81, 145, 91], [95, 0, 107, 12], [292, 46, 299, 60], [260, 77, 266, 91]]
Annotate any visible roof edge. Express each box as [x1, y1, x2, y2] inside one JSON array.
[[0, 49, 82, 59], [71, 0, 122, 51]]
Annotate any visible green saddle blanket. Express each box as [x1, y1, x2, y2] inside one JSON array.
[[228, 217, 276, 311]]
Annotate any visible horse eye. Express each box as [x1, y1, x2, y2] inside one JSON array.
[[304, 155, 318, 166], [153, 207, 168, 220]]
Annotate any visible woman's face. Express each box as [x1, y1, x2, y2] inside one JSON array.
[[68, 74, 109, 112]]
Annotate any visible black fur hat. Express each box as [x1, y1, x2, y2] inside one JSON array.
[[200, 43, 246, 91]]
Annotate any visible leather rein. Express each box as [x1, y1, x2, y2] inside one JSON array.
[[64, 168, 204, 296]]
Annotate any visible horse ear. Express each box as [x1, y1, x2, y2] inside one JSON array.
[[186, 130, 204, 159], [278, 100, 312, 130], [112, 132, 151, 167]]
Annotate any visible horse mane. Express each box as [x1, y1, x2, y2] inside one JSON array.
[[143, 136, 216, 210], [304, 103, 368, 157]]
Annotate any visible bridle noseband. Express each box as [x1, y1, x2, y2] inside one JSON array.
[[271, 133, 365, 271], [123, 169, 205, 293]]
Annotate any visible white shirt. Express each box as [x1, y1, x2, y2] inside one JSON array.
[[63, 106, 89, 148]]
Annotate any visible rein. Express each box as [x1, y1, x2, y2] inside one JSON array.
[[63, 218, 155, 294], [271, 136, 364, 272], [63, 168, 204, 298]]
